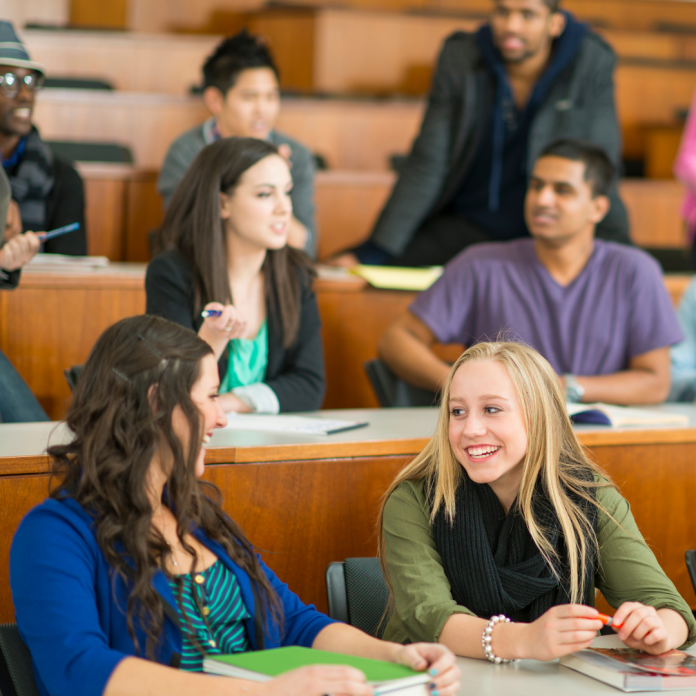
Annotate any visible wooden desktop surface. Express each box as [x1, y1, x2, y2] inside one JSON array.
[[1, 406, 696, 624]]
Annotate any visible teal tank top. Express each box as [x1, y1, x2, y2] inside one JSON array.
[[166, 559, 250, 671], [219, 320, 268, 394]]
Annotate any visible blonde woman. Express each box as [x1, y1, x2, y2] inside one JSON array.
[[379, 342, 696, 663]]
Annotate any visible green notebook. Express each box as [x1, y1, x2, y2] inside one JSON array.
[[203, 646, 431, 693]]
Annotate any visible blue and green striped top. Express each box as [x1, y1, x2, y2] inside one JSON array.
[[166, 559, 250, 671]]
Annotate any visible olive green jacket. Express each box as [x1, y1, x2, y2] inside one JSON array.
[[382, 479, 696, 648]]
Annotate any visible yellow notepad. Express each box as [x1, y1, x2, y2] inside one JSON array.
[[351, 265, 443, 291]]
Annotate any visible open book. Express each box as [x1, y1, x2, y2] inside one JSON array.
[[561, 647, 696, 691], [566, 403, 689, 427], [204, 646, 430, 695]]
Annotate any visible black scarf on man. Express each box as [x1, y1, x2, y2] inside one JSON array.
[[431, 469, 597, 623], [5, 126, 55, 232]]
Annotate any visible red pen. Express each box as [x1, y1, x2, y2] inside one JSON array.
[[597, 612, 623, 628]]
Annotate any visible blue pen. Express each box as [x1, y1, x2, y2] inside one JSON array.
[[201, 309, 223, 318], [40, 222, 80, 241]]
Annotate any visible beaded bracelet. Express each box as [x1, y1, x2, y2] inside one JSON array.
[[481, 614, 515, 664]]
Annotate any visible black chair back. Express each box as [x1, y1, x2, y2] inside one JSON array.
[[0, 624, 40, 696], [45, 141, 134, 164], [64, 364, 84, 393], [325, 558, 390, 639], [364, 359, 438, 408], [685, 551, 696, 595]]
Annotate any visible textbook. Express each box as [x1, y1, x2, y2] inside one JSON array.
[[566, 403, 690, 427], [351, 265, 443, 291], [222, 413, 368, 436], [203, 646, 431, 695], [560, 648, 696, 691]]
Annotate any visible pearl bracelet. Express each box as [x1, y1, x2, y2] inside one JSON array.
[[482, 614, 515, 664]]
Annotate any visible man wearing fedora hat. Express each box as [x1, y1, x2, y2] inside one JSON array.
[[0, 21, 86, 254]]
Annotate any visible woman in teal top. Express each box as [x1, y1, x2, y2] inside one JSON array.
[[146, 137, 325, 414]]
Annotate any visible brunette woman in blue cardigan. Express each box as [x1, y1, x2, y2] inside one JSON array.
[[10, 315, 459, 696]]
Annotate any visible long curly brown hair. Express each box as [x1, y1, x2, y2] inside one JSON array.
[[48, 314, 281, 658]]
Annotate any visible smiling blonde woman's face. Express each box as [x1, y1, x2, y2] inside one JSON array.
[[448, 359, 528, 501]]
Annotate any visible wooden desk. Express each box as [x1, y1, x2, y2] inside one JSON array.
[[0, 266, 692, 419], [31, 91, 424, 172], [0, 265, 146, 418], [1, 406, 696, 625], [74, 165, 690, 266], [23, 29, 220, 95]]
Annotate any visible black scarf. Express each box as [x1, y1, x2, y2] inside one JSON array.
[[431, 470, 597, 623], [6, 126, 55, 232]]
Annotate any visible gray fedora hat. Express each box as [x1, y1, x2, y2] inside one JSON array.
[[0, 21, 45, 75]]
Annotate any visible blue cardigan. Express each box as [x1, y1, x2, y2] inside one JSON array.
[[10, 496, 336, 696]]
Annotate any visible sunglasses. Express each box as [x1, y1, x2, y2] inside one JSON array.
[[0, 71, 44, 99]]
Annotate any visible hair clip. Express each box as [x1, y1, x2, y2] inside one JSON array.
[[136, 333, 168, 363], [112, 367, 131, 382]]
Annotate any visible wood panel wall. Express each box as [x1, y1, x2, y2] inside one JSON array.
[[0, 271, 146, 418]]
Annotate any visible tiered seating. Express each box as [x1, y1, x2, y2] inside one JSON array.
[[20, 0, 696, 263]]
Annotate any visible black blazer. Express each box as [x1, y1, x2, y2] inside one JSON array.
[[145, 250, 326, 412]]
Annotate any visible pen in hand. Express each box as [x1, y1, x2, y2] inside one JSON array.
[[38, 222, 80, 241], [597, 613, 623, 628], [201, 309, 223, 318]]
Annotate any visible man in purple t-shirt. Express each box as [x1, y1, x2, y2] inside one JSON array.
[[378, 139, 681, 405]]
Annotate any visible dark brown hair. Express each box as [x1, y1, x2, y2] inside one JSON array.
[[48, 314, 282, 658], [539, 138, 615, 197], [160, 137, 312, 349]]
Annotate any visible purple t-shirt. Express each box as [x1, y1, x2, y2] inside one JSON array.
[[410, 239, 683, 375]]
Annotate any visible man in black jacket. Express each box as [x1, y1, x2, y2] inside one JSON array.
[[0, 21, 86, 255], [338, 0, 629, 267]]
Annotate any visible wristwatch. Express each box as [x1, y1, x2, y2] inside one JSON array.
[[563, 374, 585, 403]]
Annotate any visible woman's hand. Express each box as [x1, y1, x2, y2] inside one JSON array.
[[611, 603, 684, 655], [506, 605, 602, 661], [0, 230, 41, 270], [201, 302, 247, 340], [394, 643, 460, 695], [217, 393, 252, 414], [197, 302, 247, 360], [254, 665, 373, 696]]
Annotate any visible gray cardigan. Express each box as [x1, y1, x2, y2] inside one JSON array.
[[157, 120, 317, 256], [370, 30, 630, 257]]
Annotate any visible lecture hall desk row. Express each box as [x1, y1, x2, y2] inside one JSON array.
[[79, 165, 688, 264], [32, 64, 695, 172], [1, 406, 696, 626], [22, 20, 696, 96], [66, 0, 696, 34], [265, 0, 696, 33], [0, 265, 691, 421]]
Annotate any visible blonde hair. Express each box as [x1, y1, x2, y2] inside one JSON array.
[[378, 341, 612, 606]]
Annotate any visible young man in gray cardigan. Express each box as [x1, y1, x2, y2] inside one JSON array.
[[337, 0, 630, 267]]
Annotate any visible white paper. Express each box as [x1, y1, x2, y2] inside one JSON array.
[[223, 413, 367, 436]]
